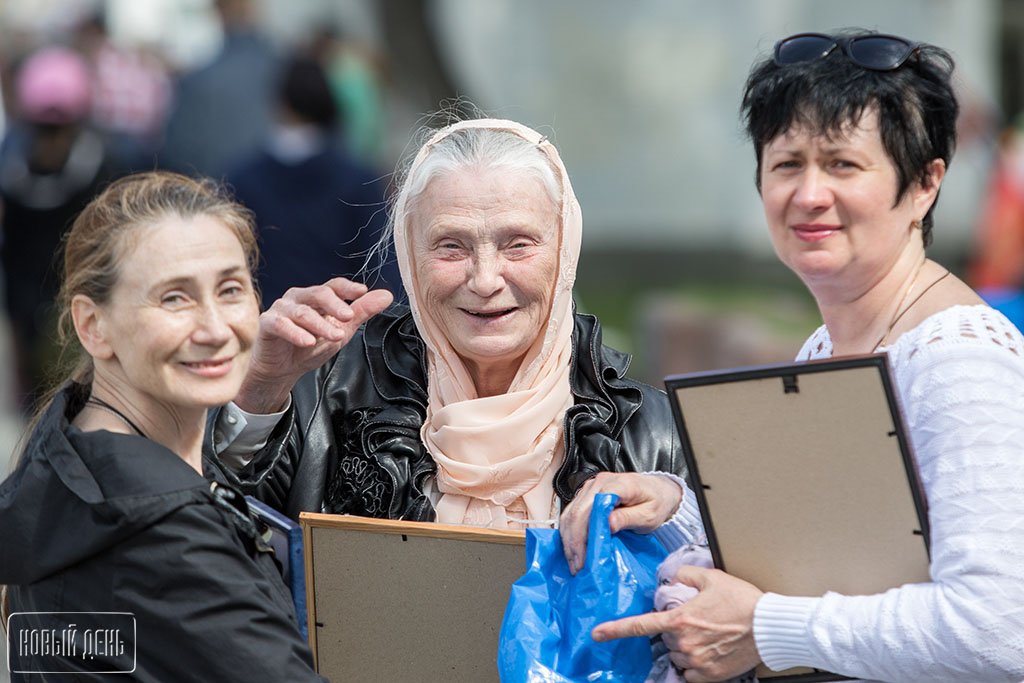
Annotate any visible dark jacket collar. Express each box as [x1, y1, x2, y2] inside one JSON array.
[[361, 305, 428, 408], [358, 303, 639, 434], [0, 384, 211, 584]]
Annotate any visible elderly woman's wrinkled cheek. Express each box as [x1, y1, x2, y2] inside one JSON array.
[[419, 258, 471, 325]]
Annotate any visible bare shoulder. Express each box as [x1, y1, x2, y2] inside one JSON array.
[[893, 262, 984, 338], [939, 271, 987, 307]]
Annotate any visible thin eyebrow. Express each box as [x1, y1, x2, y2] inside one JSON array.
[[148, 266, 248, 294], [764, 145, 802, 158], [426, 222, 550, 243], [426, 223, 473, 240], [818, 142, 858, 154], [766, 140, 860, 157]]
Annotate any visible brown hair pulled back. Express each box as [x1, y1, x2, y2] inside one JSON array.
[[2, 171, 257, 623], [54, 170, 258, 389]]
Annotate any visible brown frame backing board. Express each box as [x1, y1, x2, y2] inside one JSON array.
[[665, 354, 930, 682], [299, 513, 525, 682]]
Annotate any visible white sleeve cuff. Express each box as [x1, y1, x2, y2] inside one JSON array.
[[214, 398, 291, 468], [645, 471, 707, 551], [754, 592, 820, 672]]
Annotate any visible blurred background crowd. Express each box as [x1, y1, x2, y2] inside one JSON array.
[[0, 0, 1022, 487]]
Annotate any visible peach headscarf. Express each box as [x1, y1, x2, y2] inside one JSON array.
[[392, 119, 582, 528]]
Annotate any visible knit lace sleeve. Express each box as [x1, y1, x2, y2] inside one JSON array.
[[756, 306, 1024, 681]]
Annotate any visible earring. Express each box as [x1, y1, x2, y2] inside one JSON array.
[[911, 219, 923, 231]]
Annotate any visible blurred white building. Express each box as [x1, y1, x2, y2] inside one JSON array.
[[0, 0, 1000, 257], [431, 0, 999, 257]]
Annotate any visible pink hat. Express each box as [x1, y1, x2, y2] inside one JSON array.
[[16, 47, 93, 125]]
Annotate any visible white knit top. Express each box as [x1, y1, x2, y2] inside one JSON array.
[[751, 305, 1024, 681]]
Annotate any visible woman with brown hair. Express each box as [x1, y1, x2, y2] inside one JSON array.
[[0, 171, 323, 681]]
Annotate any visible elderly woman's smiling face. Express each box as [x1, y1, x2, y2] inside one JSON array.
[[411, 167, 559, 392]]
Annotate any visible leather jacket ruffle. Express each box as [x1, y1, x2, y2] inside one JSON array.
[[213, 305, 684, 521]]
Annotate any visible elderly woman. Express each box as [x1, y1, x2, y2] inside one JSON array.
[[213, 119, 685, 528], [0, 172, 322, 680], [562, 32, 1024, 682]]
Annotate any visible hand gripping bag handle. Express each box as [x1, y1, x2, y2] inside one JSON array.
[[498, 493, 667, 682]]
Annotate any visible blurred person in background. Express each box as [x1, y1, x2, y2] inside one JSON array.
[[160, 0, 277, 176], [73, 11, 173, 165], [0, 46, 120, 412], [967, 117, 1024, 328], [0, 64, 6, 141], [308, 26, 387, 168], [226, 53, 400, 305]]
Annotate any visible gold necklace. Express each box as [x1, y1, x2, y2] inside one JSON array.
[[872, 268, 951, 350]]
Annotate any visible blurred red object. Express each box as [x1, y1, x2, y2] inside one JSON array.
[[970, 126, 1024, 289]]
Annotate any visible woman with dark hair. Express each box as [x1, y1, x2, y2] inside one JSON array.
[[561, 31, 1024, 682], [0, 172, 323, 681]]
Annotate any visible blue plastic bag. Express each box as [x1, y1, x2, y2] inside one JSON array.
[[498, 493, 668, 682]]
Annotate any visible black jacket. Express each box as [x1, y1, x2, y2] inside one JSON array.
[[0, 383, 324, 682], [215, 305, 684, 521]]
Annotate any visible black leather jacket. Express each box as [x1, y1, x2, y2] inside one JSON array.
[[215, 305, 684, 521]]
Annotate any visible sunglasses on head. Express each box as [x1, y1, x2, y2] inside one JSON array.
[[774, 32, 921, 71]]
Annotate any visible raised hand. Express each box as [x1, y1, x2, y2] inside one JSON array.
[[236, 278, 393, 413]]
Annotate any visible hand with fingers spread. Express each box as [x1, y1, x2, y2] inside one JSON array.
[[236, 278, 393, 413], [559, 472, 683, 574], [594, 565, 763, 683]]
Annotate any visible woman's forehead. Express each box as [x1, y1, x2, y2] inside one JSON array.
[[767, 108, 882, 150], [115, 214, 247, 285], [417, 169, 556, 217]]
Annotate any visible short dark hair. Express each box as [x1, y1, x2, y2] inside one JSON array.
[[741, 30, 958, 246]]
